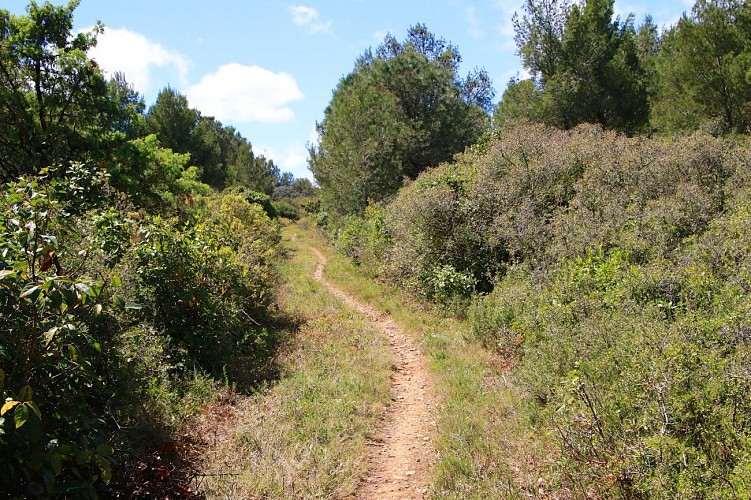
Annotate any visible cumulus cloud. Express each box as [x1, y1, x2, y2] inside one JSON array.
[[288, 5, 333, 34], [87, 27, 189, 93], [185, 63, 304, 124]]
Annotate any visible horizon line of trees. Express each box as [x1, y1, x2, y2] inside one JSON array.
[[500, 0, 751, 136], [310, 0, 750, 217], [0, 0, 309, 204]]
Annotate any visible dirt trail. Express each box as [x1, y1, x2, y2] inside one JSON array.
[[310, 247, 435, 499]]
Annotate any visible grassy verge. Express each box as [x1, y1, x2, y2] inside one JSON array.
[[198, 219, 392, 498], [316, 225, 556, 498]]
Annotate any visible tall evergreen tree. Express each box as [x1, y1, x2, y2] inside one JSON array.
[[651, 0, 751, 134], [309, 25, 493, 215], [512, 0, 649, 133], [145, 87, 198, 155]]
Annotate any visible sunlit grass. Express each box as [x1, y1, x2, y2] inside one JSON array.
[[199, 219, 392, 498]]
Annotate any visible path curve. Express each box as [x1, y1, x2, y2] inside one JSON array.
[[310, 247, 435, 499]]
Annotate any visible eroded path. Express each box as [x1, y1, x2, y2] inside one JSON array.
[[310, 247, 435, 499]]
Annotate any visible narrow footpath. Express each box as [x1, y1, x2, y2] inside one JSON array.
[[310, 247, 436, 499]]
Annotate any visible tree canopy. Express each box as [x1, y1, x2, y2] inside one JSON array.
[[0, 0, 109, 180], [651, 0, 751, 134], [509, 0, 649, 133], [309, 24, 494, 215]]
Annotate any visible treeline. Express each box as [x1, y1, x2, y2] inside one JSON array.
[[313, 0, 750, 217], [501, 0, 750, 135], [309, 24, 494, 215], [317, 0, 751, 496], [0, 2, 307, 497]]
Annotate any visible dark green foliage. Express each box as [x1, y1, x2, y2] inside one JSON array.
[[309, 25, 493, 215], [272, 178, 317, 200], [0, 167, 283, 497], [145, 88, 286, 193], [273, 200, 299, 220], [493, 78, 544, 128], [0, 170, 114, 497], [0, 1, 110, 181], [125, 196, 281, 379], [651, 0, 751, 134], [145, 87, 199, 157], [224, 186, 278, 219]]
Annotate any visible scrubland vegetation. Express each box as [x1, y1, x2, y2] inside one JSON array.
[[3, 0, 751, 497], [0, 2, 307, 496], [315, 0, 751, 496], [327, 124, 751, 496]]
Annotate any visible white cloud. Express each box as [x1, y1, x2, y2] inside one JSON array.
[[490, 1, 519, 52], [258, 142, 312, 180], [185, 63, 304, 124], [466, 6, 485, 39], [288, 5, 333, 34], [88, 27, 189, 93]]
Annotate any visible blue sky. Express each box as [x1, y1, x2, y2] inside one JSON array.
[[5, 0, 694, 180]]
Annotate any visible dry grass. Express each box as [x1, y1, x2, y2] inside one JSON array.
[[196, 220, 392, 498]]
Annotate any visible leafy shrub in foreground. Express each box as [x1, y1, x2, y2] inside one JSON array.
[[0, 171, 114, 497], [0, 167, 284, 496]]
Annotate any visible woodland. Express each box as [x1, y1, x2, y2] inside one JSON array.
[[1, 0, 750, 497]]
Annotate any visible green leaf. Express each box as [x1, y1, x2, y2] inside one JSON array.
[[49, 290, 63, 309], [14, 404, 29, 428], [93, 303, 102, 316], [50, 453, 63, 474], [111, 276, 121, 287], [0, 368, 4, 386], [101, 466, 112, 484], [18, 385, 33, 401], [113, 295, 125, 308], [27, 401, 42, 419], [95, 443, 114, 457], [76, 449, 91, 465]]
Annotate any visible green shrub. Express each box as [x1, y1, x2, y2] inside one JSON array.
[[224, 186, 279, 219], [125, 195, 280, 381], [0, 167, 285, 496], [0, 171, 114, 497], [334, 122, 751, 495], [273, 199, 299, 220]]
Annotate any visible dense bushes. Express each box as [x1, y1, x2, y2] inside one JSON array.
[[331, 122, 751, 495], [0, 166, 282, 496]]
